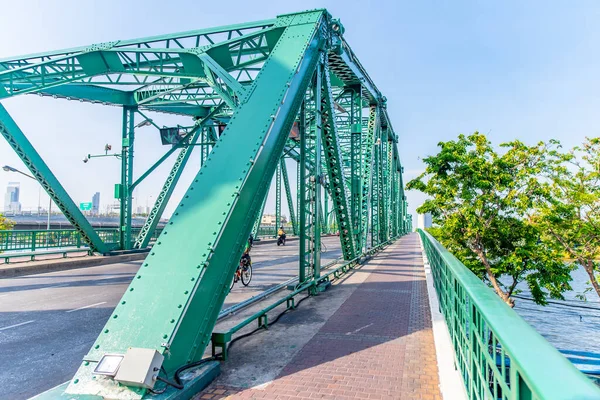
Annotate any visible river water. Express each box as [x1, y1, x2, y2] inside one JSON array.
[[511, 266, 600, 374]]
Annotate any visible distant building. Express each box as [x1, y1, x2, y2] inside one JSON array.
[[4, 182, 21, 213], [135, 205, 150, 215], [417, 212, 432, 230], [92, 192, 100, 216], [261, 214, 287, 225]]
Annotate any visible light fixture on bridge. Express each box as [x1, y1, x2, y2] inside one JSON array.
[[135, 119, 153, 129], [93, 353, 125, 377], [93, 348, 164, 390]]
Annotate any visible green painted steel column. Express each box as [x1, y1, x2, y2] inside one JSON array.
[[323, 191, 329, 234], [296, 153, 301, 236], [371, 142, 379, 247], [119, 106, 135, 250], [0, 104, 109, 253], [313, 59, 323, 281], [349, 87, 362, 247], [361, 105, 377, 250], [298, 100, 308, 283], [275, 160, 281, 236], [280, 159, 297, 235]]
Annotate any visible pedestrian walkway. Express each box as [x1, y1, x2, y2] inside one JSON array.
[[199, 233, 441, 400]]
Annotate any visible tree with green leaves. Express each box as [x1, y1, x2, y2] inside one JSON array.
[[0, 213, 14, 230], [534, 138, 600, 301], [407, 132, 573, 306]]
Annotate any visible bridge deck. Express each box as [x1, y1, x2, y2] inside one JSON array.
[[200, 234, 441, 400]]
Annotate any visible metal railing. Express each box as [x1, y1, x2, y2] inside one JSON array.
[[0, 227, 163, 253], [418, 229, 600, 400], [255, 224, 293, 238]]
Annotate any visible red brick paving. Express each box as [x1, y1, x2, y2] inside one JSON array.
[[199, 234, 441, 399]]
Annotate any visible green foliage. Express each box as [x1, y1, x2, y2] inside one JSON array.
[[0, 213, 14, 230], [534, 138, 600, 300], [408, 132, 573, 306]]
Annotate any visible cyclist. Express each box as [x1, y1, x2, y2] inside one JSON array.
[[240, 245, 251, 267], [248, 234, 254, 248], [231, 243, 253, 290]]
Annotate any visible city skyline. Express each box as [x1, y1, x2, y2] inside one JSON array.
[[3, 181, 20, 213]]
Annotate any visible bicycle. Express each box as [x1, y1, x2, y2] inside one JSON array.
[[230, 254, 252, 290]]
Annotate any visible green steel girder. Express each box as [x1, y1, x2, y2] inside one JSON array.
[[320, 56, 356, 260], [275, 160, 282, 236], [280, 158, 298, 235], [0, 105, 110, 253], [386, 139, 394, 237], [65, 10, 325, 398], [0, 19, 276, 65], [119, 107, 135, 250], [304, 64, 323, 282], [371, 141, 380, 247], [347, 87, 362, 245], [0, 24, 284, 113], [361, 105, 378, 249]]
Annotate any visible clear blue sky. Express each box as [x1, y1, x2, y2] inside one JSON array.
[[0, 0, 599, 222]]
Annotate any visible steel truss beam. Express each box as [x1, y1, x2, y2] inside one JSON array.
[[320, 56, 356, 260], [280, 158, 298, 235], [0, 105, 110, 253], [275, 161, 281, 236], [119, 106, 135, 250], [66, 11, 324, 398], [0, 22, 283, 112], [361, 105, 378, 249]]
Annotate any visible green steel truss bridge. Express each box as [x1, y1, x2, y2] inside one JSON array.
[[0, 9, 410, 399], [2, 9, 599, 400]]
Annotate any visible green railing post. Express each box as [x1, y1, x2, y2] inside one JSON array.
[[31, 231, 36, 252]]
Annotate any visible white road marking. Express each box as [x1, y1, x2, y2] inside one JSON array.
[[0, 320, 35, 331], [345, 323, 373, 335], [0, 294, 8, 298], [66, 301, 107, 313]]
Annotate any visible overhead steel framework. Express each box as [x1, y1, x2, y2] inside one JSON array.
[[0, 9, 409, 399]]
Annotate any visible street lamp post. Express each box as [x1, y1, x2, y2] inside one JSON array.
[[3, 165, 51, 230]]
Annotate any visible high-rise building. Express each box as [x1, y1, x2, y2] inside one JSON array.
[[417, 212, 432, 230], [4, 182, 21, 213], [92, 192, 100, 215]]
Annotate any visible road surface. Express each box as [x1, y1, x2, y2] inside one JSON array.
[[0, 237, 342, 400]]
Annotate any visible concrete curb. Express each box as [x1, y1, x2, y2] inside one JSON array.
[[0, 252, 149, 278], [418, 234, 468, 400]]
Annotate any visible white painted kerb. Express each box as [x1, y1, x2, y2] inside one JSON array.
[[419, 235, 468, 400]]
